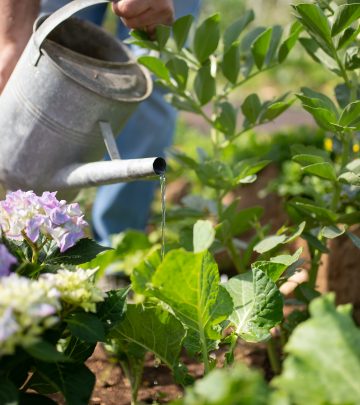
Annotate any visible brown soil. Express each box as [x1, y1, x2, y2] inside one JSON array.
[[53, 341, 271, 405]]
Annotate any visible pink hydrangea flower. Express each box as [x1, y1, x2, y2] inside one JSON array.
[[0, 245, 17, 277], [0, 191, 88, 253]]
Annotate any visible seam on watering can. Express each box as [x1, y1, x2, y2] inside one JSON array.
[[11, 81, 104, 147]]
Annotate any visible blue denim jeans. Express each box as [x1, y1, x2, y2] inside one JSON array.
[[40, 0, 200, 244]]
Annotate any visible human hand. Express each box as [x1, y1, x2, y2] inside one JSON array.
[[112, 0, 174, 38], [0, 43, 23, 93]]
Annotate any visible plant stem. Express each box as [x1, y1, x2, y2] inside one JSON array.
[[308, 244, 323, 289], [226, 238, 245, 273], [266, 337, 281, 375], [21, 230, 39, 263], [199, 328, 210, 374]]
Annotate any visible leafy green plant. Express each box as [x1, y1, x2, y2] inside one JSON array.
[[129, 10, 299, 273]]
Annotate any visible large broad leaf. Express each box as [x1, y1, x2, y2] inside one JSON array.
[[66, 312, 105, 343], [97, 287, 128, 331], [173, 15, 194, 51], [273, 294, 360, 404], [223, 268, 283, 342], [0, 379, 19, 405], [176, 364, 269, 405], [155, 25, 171, 50], [331, 3, 360, 36], [33, 362, 95, 405], [151, 250, 233, 345], [111, 304, 186, 369], [47, 238, 110, 266], [193, 14, 220, 63], [26, 341, 69, 363], [193, 220, 215, 253], [251, 261, 288, 283], [223, 10, 255, 50]]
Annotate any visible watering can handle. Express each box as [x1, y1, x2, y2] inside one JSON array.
[[32, 0, 114, 64]]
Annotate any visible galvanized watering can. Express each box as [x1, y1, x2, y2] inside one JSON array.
[[0, 0, 165, 199]]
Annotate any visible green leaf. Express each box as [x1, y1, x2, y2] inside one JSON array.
[[138, 56, 170, 82], [224, 268, 283, 342], [278, 21, 302, 63], [214, 102, 237, 138], [193, 220, 215, 253], [221, 41, 241, 83], [66, 313, 105, 343], [241, 93, 262, 125], [339, 100, 360, 128], [347, 231, 360, 249], [194, 65, 215, 106], [173, 15, 194, 51], [337, 26, 360, 50], [177, 364, 269, 405], [339, 171, 360, 186], [321, 225, 345, 239], [19, 393, 57, 404], [111, 304, 186, 369], [34, 362, 95, 405], [293, 154, 325, 166], [299, 37, 339, 73], [301, 105, 339, 131], [152, 250, 233, 344], [265, 25, 283, 66], [168, 94, 199, 114], [260, 99, 294, 122], [254, 235, 287, 254], [131, 249, 161, 295], [331, 3, 360, 36], [302, 162, 337, 181], [97, 287, 128, 329], [292, 202, 337, 223], [0, 379, 19, 405], [155, 24, 171, 50], [273, 294, 360, 404], [223, 10, 255, 50], [240, 27, 267, 77], [26, 341, 69, 363], [220, 205, 263, 236], [251, 261, 287, 282], [345, 46, 360, 70], [166, 57, 188, 91], [293, 3, 333, 54], [47, 238, 110, 266], [193, 14, 220, 63], [196, 160, 234, 190], [251, 27, 273, 69], [298, 87, 338, 115]]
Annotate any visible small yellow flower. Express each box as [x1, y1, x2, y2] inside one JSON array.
[[324, 138, 333, 152], [353, 143, 360, 153]]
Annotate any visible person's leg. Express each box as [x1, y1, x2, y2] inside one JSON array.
[[92, 88, 177, 244]]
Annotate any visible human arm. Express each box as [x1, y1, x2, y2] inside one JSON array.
[[0, 0, 40, 92], [112, 0, 174, 37]]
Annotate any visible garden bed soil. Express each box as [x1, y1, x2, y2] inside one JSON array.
[[62, 341, 271, 405]]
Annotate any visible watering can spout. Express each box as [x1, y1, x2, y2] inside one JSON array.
[[48, 158, 166, 192]]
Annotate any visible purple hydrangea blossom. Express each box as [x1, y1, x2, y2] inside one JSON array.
[[0, 190, 88, 252], [0, 244, 17, 277]]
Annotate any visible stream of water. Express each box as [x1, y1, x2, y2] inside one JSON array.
[[160, 173, 166, 260]]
